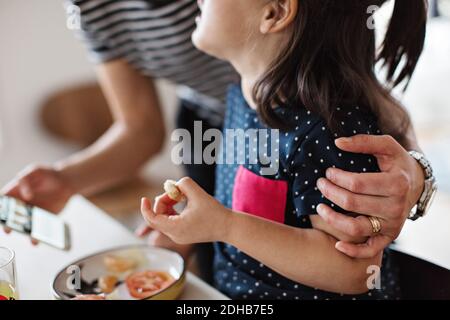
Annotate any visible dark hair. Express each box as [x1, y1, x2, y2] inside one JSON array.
[[253, 0, 428, 147]]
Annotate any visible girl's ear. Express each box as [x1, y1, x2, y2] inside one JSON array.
[[260, 0, 298, 34]]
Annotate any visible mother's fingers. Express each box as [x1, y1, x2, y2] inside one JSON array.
[[317, 178, 392, 218], [3, 226, 12, 234], [335, 135, 402, 157], [2, 226, 39, 246], [317, 204, 374, 238], [335, 235, 392, 259], [1, 180, 21, 199], [325, 168, 393, 197]]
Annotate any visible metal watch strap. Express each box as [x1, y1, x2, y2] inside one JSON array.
[[409, 151, 433, 179], [408, 151, 436, 221]]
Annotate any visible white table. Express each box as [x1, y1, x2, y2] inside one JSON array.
[[2, 193, 449, 300], [0, 196, 228, 300]]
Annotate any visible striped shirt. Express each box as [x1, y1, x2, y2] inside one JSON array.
[[65, 0, 238, 125]]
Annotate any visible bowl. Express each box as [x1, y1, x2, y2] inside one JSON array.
[[52, 245, 185, 300]]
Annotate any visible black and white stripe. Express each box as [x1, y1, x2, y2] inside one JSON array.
[[66, 0, 238, 124]]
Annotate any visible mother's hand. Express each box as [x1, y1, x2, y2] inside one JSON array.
[[1, 165, 74, 244], [316, 135, 425, 259], [1, 164, 74, 214]]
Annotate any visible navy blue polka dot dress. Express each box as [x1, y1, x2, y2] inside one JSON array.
[[213, 84, 401, 300]]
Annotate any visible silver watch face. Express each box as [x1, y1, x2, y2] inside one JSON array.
[[423, 182, 438, 216]]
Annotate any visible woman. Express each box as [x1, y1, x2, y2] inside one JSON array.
[[1, 0, 435, 282]]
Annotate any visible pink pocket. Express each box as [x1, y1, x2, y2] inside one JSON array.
[[232, 166, 288, 224]]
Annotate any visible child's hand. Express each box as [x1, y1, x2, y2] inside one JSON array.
[[135, 223, 194, 260], [140, 177, 231, 245]]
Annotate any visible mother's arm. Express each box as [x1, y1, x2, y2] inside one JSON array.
[[1, 59, 166, 213], [316, 131, 426, 258]]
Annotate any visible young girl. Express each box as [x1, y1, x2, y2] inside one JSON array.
[[141, 0, 427, 299]]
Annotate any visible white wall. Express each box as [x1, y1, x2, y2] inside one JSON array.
[[0, 0, 181, 186], [0, 0, 95, 184]]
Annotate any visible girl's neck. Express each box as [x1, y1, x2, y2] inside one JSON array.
[[229, 32, 289, 111], [240, 76, 259, 110], [231, 43, 285, 111], [228, 40, 278, 111], [233, 60, 268, 111]]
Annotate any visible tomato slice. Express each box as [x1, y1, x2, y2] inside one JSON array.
[[125, 271, 174, 299]]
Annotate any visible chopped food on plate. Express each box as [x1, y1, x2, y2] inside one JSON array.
[[126, 271, 175, 299], [98, 275, 118, 294], [103, 255, 137, 273], [71, 294, 106, 300]]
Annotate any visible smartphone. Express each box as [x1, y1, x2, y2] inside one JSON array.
[[0, 195, 70, 250]]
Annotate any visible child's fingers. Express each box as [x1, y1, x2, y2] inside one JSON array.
[[176, 177, 204, 200], [135, 223, 153, 237], [154, 194, 178, 215], [151, 214, 177, 235], [141, 197, 175, 233], [141, 197, 156, 224]]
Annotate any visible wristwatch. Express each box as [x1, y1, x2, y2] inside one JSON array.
[[408, 151, 438, 221]]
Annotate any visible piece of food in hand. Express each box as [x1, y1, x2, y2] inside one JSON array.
[[163, 180, 184, 202], [71, 294, 106, 300], [98, 275, 118, 294], [103, 255, 136, 273], [125, 270, 175, 299]]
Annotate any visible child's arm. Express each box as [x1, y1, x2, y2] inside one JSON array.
[[141, 178, 382, 295], [224, 210, 381, 295]]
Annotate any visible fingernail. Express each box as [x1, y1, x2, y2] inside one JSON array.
[[325, 168, 333, 179], [336, 137, 352, 144], [316, 204, 324, 214], [317, 178, 326, 189], [141, 199, 151, 213]]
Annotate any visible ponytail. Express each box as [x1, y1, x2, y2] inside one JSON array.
[[378, 0, 428, 89]]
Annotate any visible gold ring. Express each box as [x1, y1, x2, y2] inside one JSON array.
[[368, 216, 382, 234]]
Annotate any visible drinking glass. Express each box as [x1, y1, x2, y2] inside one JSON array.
[[0, 247, 18, 300]]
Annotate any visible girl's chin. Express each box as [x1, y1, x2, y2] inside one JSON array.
[[192, 28, 209, 50], [192, 33, 224, 60], [191, 28, 203, 49]]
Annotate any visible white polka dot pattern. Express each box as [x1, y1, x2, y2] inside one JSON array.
[[213, 85, 400, 300]]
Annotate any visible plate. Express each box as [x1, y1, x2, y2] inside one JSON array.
[[52, 245, 185, 300]]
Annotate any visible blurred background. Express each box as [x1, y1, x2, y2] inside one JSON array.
[[0, 0, 449, 243], [0, 0, 185, 229]]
